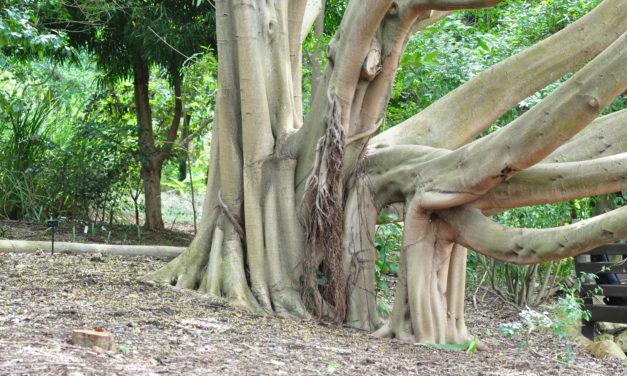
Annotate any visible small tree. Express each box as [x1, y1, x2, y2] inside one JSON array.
[[147, 0, 627, 345], [50, 0, 216, 230]]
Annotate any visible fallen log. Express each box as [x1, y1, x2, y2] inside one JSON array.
[[0, 239, 185, 257]]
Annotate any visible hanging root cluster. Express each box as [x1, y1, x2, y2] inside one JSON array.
[[301, 97, 348, 322]]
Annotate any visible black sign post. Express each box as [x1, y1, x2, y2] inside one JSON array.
[[47, 219, 59, 255]]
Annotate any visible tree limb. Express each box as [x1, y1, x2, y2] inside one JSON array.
[[417, 32, 627, 210], [289, 0, 309, 66], [292, 0, 394, 188], [178, 117, 213, 149], [417, 0, 502, 10], [544, 109, 627, 163], [216, 189, 246, 243], [372, 0, 627, 150], [410, 11, 451, 33], [325, 0, 394, 130], [300, 0, 323, 43], [441, 206, 627, 264], [468, 153, 627, 213]]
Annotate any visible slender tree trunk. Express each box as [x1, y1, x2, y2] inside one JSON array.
[[134, 55, 163, 231], [178, 114, 191, 181], [141, 159, 164, 231], [133, 55, 184, 231]]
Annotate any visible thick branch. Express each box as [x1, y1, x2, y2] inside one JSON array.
[[344, 6, 434, 176], [367, 144, 449, 208], [417, 0, 502, 10], [468, 153, 627, 213], [325, 0, 393, 131], [289, 0, 309, 67], [372, 0, 627, 149], [292, 1, 394, 189], [300, 0, 323, 43], [410, 10, 451, 33], [442, 206, 627, 264], [544, 109, 627, 163], [418, 32, 627, 210], [158, 70, 183, 162]]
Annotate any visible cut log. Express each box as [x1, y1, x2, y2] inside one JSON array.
[[71, 329, 114, 350], [0, 240, 185, 258]]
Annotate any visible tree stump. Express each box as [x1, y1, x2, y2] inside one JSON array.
[[71, 329, 114, 350]]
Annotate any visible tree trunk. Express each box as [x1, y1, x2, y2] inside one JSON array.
[[178, 114, 191, 181], [145, 0, 627, 346], [133, 54, 184, 231], [141, 159, 164, 231]]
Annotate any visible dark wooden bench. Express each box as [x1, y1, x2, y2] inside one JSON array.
[[574, 243, 627, 339]]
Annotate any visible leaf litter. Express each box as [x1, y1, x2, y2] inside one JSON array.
[[0, 251, 624, 375]]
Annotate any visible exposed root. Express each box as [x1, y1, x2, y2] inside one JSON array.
[[217, 189, 246, 243], [301, 96, 348, 323], [346, 119, 382, 145], [377, 206, 476, 345], [344, 172, 383, 331]]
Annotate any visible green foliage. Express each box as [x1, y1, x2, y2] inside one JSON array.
[[385, 0, 608, 129], [0, 0, 69, 58], [498, 271, 598, 364], [425, 336, 478, 354], [0, 54, 139, 222], [374, 212, 401, 300], [50, 0, 216, 83]]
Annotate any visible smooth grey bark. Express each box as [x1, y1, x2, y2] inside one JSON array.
[[146, 0, 627, 346]]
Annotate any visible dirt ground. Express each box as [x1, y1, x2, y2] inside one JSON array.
[[0, 222, 625, 375]]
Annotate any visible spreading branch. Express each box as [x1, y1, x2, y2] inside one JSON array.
[[468, 153, 627, 213], [417, 0, 502, 10], [441, 206, 627, 264], [178, 117, 213, 149], [300, 0, 323, 43], [372, 0, 627, 150], [544, 109, 627, 163], [417, 32, 627, 210]]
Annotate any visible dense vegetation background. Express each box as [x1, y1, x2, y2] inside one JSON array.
[[0, 0, 624, 311]]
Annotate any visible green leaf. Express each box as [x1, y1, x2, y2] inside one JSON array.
[[326, 362, 338, 373], [316, 276, 327, 286], [400, 53, 422, 67], [476, 37, 490, 51], [425, 343, 470, 351]]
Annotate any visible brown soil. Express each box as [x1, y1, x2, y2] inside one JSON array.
[[0, 223, 625, 375]]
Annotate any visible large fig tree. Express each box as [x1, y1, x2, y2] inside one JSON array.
[[147, 0, 627, 345]]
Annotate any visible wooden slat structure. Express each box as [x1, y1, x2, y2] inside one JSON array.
[[573, 243, 627, 340]]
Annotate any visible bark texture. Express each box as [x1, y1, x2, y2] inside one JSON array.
[[146, 0, 627, 345]]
